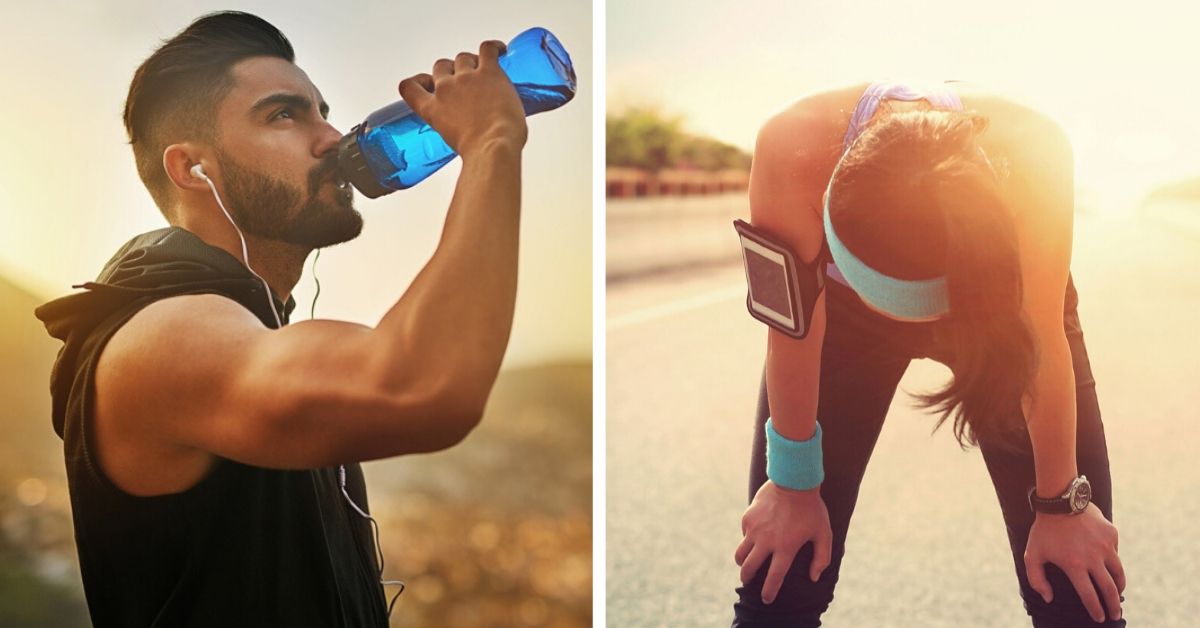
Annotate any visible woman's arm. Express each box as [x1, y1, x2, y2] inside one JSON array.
[[749, 108, 830, 443], [735, 107, 836, 605], [1006, 114, 1078, 496], [1006, 113, 1125, 624]]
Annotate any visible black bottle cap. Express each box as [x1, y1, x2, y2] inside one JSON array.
[[336, 125, 393, 199]]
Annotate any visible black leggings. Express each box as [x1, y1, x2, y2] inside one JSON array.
[[732, 274, 1125, 627]]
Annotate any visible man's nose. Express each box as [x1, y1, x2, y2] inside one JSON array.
[[313, 119, 344, 159]]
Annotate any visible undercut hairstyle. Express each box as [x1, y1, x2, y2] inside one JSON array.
[[123, 11, 295, 220], [828, 109, 1038, 454]]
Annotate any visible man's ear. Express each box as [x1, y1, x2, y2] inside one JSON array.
[[163, 143, 213, 193]]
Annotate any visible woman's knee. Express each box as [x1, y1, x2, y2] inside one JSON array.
[[1020, 563, 1127, 628], [732, 543, 844, 627]]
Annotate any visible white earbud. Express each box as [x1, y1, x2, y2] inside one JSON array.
[[191, 157, 400, 614]]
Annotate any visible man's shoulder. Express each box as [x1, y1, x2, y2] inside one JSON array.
[[91, 292, 262, 496], [102, 293, 261, 367]]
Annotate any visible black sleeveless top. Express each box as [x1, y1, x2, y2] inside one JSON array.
[[34, 227, 390, 627]]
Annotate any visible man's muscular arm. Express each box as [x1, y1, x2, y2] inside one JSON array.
[[95, 41, 527, 476]]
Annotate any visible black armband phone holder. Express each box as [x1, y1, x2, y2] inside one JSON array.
[[733, 219, 825, 339]]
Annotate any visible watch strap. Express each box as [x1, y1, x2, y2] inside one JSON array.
[[1027, 486, 1074, 514], [1027, 475, 1090, 515]]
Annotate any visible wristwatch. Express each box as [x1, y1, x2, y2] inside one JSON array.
[[1027, 475, 1092, 515]]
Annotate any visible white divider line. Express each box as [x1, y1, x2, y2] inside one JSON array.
[[607, 283, 745, 330]]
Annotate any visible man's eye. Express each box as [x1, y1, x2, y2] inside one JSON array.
[[273, 109, 294, 121]]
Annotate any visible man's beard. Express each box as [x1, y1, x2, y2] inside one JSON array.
[[214, 147, 363, 248]]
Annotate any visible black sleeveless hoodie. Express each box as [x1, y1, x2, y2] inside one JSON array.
[[33, 227, 390, 627]]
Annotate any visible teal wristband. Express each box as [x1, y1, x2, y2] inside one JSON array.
[[765, 418, 824, 490]]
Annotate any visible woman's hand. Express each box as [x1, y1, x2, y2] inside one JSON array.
[[734, 480, 832, 604], [1024, 503, 1125, 623]]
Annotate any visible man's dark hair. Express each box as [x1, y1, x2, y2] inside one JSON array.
[[123, 11, 294, 219]]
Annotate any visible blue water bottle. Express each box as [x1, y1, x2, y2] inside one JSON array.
[[337, 27, 576, 198]]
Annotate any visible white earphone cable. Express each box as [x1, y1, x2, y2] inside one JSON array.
[[309, 248, 322, 320], [198, 165, 402, 617], [198, 171, 282, 329], [338, 466, 407, 615]]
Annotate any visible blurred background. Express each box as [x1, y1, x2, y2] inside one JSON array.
[[607, 1, 1200, 626], [0, 1, 591, 626]]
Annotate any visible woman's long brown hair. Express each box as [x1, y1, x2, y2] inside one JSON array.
[[827, 109, 1037, 453]]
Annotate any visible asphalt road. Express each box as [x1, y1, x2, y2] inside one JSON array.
[[606, 210, 1200, 627]]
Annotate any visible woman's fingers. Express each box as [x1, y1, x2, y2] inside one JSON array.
[[1064, 567, 1106, 624], [734, 535, 754, 566], [736, 483, 832, 606], [1106, 553, 1126, 594], [1024, 554, 1053, 604], [1092, 566, 1123, 621], [739, 544, 769, 585], [809, 526, 832, 582], [761, 549, 798, 605]]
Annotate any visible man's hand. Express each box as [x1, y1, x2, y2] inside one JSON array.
[[398, 40, 527, 158], [735, 480, 833, 604], [1024, 503, 1125, 623]]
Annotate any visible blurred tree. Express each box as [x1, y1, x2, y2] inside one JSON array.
[[606, 108, 750, 172], [677, 135, 752, 171], [606, 107, 682, 172]]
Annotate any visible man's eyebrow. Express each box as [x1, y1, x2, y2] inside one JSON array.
[[248, 93, 330, 120]]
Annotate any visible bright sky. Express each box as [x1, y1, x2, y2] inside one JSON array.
[[0, 0, 591, 368], [608, 0, 1200, 215]]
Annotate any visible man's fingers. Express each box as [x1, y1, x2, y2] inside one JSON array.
[[432, 57, 454, 80], [1065, 567, 1106, 624], [407, 73, 435, 93], [454, 52, 479, 72], [810, 530, 832, 583], [739, 545, 768, 585], [734, 536, 754, 567], [761, 550, 797, 605], [478, 39, 506, 65], [1091, 566, 1123, 621], [397, 74, 434, 110], [1024, 555, 1053, 604]]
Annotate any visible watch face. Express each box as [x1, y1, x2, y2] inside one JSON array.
[[1071, 479, 1093, 512]]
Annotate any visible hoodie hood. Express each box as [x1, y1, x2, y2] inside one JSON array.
[[33, 226, 296, 438]]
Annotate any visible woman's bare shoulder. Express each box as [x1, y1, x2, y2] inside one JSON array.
[[939, 82, 1068, 151], [753, 82, 871, 185], [954, 84, 1073, 207], [748, 84, 874, 258], [758, 80, 871, 137]]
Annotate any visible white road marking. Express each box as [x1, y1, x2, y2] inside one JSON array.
[[607, 283, 745, 330]]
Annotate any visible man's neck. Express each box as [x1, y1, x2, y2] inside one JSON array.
[[176, 217, 310, 303]]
